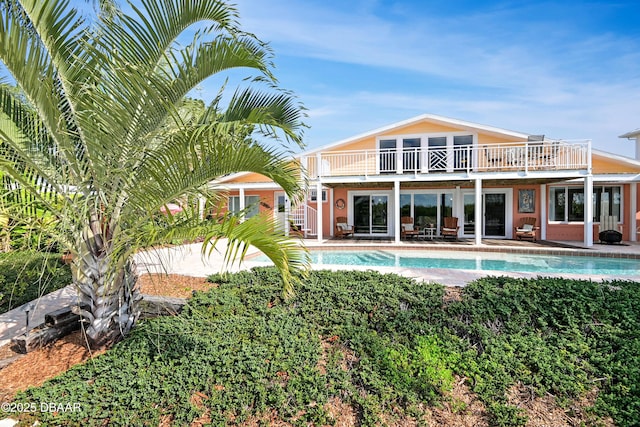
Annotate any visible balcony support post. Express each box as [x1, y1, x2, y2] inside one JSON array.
[[630, 183, 637, 242], [584, 175, 593, 247], [316, 180, 323, 242], [394, 180, 401, 243], [540, 184, 547, 240], [475, 178, 482, 245], [239, 187, 245, 223]]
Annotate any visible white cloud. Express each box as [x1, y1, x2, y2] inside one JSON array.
[[230, 0, 640, 157]]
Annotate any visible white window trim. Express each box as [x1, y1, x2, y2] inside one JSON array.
[[548, 185, 624, 224], [308, 188, 328, 202]]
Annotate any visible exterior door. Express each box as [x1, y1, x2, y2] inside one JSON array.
[[274, 191, 290, 234], [462, 191, 508, 238], [484, 193, 506, 237], [353, 195, 389, 235]]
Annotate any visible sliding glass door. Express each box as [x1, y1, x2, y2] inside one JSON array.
[[353, 195, 389, 235], [462, 191, 509, 238], [484, 193, 506, 236]]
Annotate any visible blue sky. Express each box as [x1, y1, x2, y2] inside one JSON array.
[[214, 0, 640, 157], [5, 1, 639, 157]]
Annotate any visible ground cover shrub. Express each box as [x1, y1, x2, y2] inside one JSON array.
[[15, 268, 451, 426], [447, 276, 640, 426], [11, 269, 639, 426], [0, 251, 72, 314]]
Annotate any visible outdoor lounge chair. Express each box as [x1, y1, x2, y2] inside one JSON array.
[[335, 216, 354, 238], [400, 216, 420, 239], [514, 217, 539, 242], [441, 216, 459, 239]]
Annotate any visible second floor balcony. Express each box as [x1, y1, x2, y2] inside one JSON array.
[[302, 140, 591, 179]]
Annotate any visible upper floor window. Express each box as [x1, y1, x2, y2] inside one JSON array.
[[309, 189, 328, 202], [378, 133, 475, 173]]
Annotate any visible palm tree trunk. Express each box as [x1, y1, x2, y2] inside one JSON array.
[[72, 234, 141, 349]]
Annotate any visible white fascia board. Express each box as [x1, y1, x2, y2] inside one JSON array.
[[208, 181, 283, 190], [592, 149, 640, 166]]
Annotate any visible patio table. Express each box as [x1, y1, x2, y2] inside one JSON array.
[[419, 227, 437, 240]]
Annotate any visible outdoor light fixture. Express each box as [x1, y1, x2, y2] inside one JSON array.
[[25, 303, 35, 333]]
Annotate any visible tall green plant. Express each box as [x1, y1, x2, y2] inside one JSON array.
[[0, 0, 308, 348]]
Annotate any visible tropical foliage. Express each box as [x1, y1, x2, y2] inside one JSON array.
[[12, 270, 639, 426], [0, 250, 71, 314], [0, 0, 308, 347]]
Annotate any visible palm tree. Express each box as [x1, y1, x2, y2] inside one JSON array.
[[0, 0, 308, 348]]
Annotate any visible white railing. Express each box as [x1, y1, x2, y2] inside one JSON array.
[[303, 140, 590, 178], [291, 203, 317, 237]]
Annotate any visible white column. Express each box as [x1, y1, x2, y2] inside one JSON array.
[[584, 175, 593, 247], [329, 188, 334, 237], [630, 183, 637, 242], [474, 178, 482, 245], [316, 181, 323, 242], [540, 184, 547, 240], [198, 197, 206, 220], [394, 180, 401, 243], [239, 187, 245, 222]]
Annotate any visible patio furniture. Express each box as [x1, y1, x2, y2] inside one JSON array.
[[418, 226, 437, 240], [441, 217, 459, 240], [400, 216, 420, 239], [335, 216, 354, 238], [514, 217, 539, 241]]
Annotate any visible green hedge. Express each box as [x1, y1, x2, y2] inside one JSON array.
[[11, 269, 640, 426], [0, 251, 72, 314]]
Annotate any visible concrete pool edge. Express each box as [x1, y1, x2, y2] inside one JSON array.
[[245, 241, 640, 287]]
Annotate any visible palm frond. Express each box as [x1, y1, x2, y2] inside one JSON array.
[[0, 0, 88, 180]]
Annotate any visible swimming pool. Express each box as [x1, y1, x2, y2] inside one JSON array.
[[254, 250, 640, 277]]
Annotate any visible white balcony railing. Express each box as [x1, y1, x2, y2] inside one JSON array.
[[302, 140, 591, 179]]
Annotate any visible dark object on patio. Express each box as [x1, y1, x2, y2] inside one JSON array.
[[599, 230, 622, 244], [400, 216, 420, 239], [514, 216, 539, 242], [441, 216, 459, 239], [335, 216, 354, 238]]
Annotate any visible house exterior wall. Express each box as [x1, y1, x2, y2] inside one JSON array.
[[222, 181, 639, 243], [216, 115, 640, 244], [592, 155, 640, 173]]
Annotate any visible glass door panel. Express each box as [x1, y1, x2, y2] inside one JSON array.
[[463, 194, 475, 235], [403, 138, 420, 173], [371, 195, 388, 234], [379, 139, 396, 174], [414, 194, 437, 228], [484, 193, 506, 236], [274, 192, 289, 234], [453, 135, 473, 170], [353, 195, 388, 235], [353, 195, 370, 233], [428, 137, 447, 171]]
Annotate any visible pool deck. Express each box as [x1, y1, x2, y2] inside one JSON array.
[[1, 238, 639, 348]]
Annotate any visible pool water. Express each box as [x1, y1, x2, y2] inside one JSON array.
[[255, 250, 640, 276]]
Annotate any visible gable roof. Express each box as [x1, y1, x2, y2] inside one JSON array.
[[298, 113, 531, 156], [219, 114, 640, 184]]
